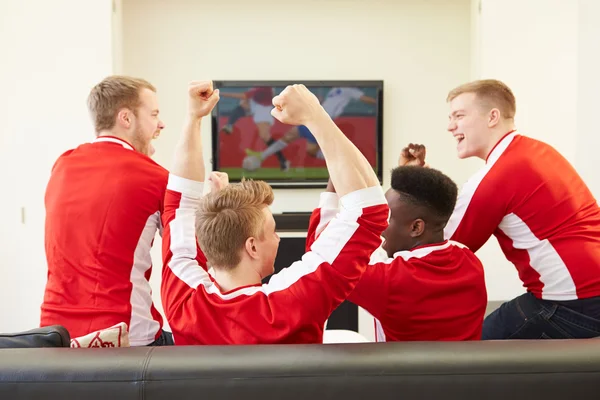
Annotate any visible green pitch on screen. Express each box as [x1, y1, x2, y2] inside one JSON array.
[[222, 167, 330, 181]]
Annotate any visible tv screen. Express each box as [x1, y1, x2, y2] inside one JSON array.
[[211, 80, 383, 188]]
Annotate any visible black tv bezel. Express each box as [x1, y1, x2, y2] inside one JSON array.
[[211, 80, 384, 189]]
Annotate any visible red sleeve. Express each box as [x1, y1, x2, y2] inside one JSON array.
[[306, 192, 340, 251], [347, 259, 390, 320], [268, 187, 389, 331], [444, 166, 508, 252]]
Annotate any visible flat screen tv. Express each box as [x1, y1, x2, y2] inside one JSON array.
[[211, 80, 383, 188]]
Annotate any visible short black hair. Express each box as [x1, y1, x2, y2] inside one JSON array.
[[390, 166, 458, 226]]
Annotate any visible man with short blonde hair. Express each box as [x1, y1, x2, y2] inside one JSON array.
[[88, 76, 156, 131], [160, 82, 388, 345], [42, 75, 175, 346], [196, 179, 274, 270], [402, 78, 600, 340]]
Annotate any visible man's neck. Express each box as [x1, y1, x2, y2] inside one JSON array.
[[481, 124, 516, 160], [412, 232, 445, 249], [213, 264, 262, 293]]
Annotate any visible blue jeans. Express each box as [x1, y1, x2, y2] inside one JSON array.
[[147, 330, 174, 346], [482, 292, 600, 339]]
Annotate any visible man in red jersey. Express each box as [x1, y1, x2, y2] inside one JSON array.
[[403, 79, 600, 339], [161, 81, 388, 345], [307, 166, 487, 341], [42, 76, 177, 346]]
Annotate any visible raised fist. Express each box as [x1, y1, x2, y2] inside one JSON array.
[[399, 143, 427, 167], [271, 84, 324, 126], [208, 171, 229, 193], [188, 81, 220, 119]]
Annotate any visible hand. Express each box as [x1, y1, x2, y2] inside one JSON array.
[[399, 143, 427, 167], [188, 81, 220, 119], [271, 84, 325, 126], [208, 171, 229, 193]]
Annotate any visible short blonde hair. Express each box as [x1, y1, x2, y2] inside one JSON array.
[[87, 75, 156, 134], [447, 79, 516, 120], [196, 179, 275, 269]]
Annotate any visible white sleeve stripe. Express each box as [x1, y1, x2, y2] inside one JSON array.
[[444, 132, 517, 239], [316, 192, 340, 239], [318, 192, 340, 209], [167, 174, 205, 198], [264, 205, 362, 294], [168, 195, 212, 289], [340, 185, 385, 211]]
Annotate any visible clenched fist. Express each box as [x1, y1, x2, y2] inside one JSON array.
[[188, 81, 220, 119], [208, 171, 229, 193], [271, 84, 325, 126], [399, 143, 427, 167]]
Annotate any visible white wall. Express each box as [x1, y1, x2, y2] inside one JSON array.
[[575, 0, 600, 197], [119, 0, 473, 340], [0, 0, 114, 332]]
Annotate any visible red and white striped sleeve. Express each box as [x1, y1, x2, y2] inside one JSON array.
[[444, 166, 508, 252], [306, 192, 340, 251], [160, 175, 212, 323], [268, 186, 388, 331]]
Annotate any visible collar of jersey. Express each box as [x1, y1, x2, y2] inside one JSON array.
[[93, 136, 134, 151]]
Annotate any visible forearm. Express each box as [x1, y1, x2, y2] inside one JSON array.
[[305, 111, 378, 197], [171, 116, 205, 182]]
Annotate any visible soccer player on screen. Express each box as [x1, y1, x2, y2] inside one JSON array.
[[160, 82, 388, 344], [246, 87, 376, 164], [220, 87, 289, 170], [306, 166, 487, 341]]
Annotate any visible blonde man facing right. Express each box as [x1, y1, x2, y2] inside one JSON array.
[[160, 82, 388, 344], [404, 79, 600, 340]]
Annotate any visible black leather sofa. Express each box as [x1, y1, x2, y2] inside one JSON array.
[[1, 338, 600, 399], [0, 325, 70, 348]]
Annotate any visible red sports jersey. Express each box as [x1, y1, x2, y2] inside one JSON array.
[[41, 136, 166, 345], [307, 193, 487, 341], [445, 131, 600, 301], [160, 175, 388, 345], [245, 87, 273, 106]]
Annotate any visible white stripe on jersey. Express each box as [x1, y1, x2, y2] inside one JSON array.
[[128, 211, 161, 346], [93, 137, 134, 150], [374, 318, 386, 342], [498, 213, 577, 300], [444, 132, 517, 239]]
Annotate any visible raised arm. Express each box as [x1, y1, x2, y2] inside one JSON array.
[[306, 178, 339, 251], [272, 85, 379, 196], [264, 85, 388, 334], [171, 81, 220, 181], [161, 81, 220, 333]]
